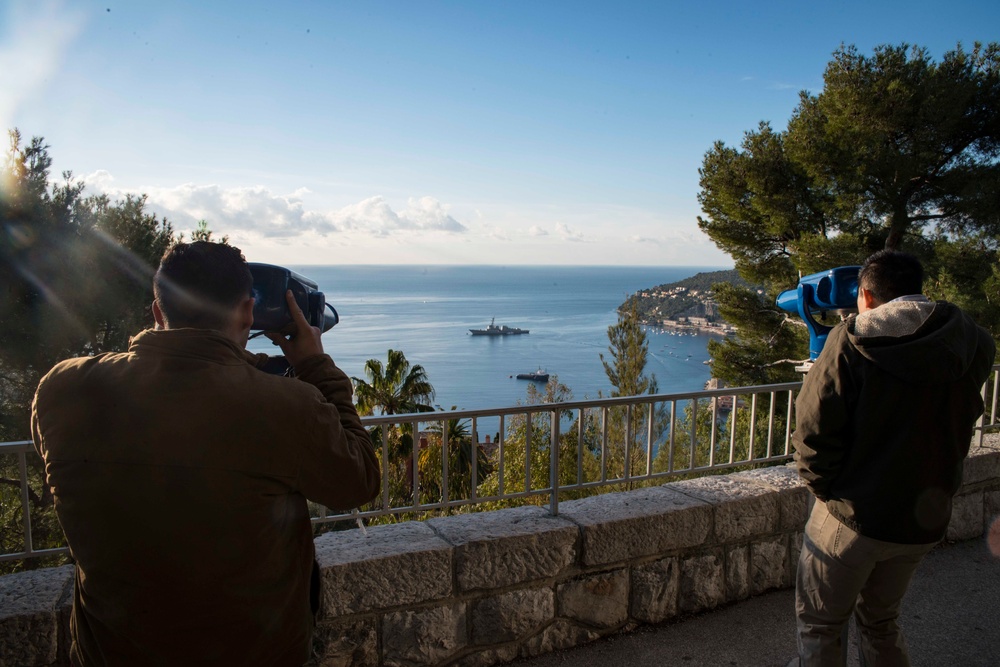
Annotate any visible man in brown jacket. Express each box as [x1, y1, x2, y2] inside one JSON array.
[[32, 242, 381, 666]]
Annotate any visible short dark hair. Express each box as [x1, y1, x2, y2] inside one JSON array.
[[858, 250, 924, 304], [153, 242, 253, 330]]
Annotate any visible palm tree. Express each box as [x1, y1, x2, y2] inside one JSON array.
[[351, 349, 435, 416], [352, 350, 436, 512]]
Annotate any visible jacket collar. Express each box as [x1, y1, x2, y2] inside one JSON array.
[[128, 328, 255, 365]]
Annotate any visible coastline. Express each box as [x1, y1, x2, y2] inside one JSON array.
[[643, 318, 737, 337]]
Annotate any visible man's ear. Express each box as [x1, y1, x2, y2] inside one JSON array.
[[859, 287, 880, 312], [152, 301, 165, 329], [238, 297, 255, 331]]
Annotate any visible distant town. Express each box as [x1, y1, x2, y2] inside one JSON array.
[[623, 269, 762, 336]]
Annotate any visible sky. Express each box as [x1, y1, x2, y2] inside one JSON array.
[[3, 0, 998, 266]]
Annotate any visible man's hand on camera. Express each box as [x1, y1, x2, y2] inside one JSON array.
[[264, 290, 325, 369]]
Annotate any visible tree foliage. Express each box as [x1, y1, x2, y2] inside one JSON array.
[[420, 407, 494, 502], [352, 349, 435, 417], [478, 377, 601, 508], [601, 301, 658, 398], [598, 303, 668, 483], [697, 43, 1000, 383], [1, 130, 186, 571], [1, 131, 179, 405], [351, 349, 436, 519]]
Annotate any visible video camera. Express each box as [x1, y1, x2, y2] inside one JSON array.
[[776, 266, 860, 362], [248, 263, 339, 334]]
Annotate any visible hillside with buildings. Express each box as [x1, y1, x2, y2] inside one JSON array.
[[622, 269, 761, 335]]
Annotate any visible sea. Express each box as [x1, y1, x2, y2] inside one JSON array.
[[245, 265, 728, 412]]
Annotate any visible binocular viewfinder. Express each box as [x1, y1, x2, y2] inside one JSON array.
[[248, 263, 339, 334], [776, 266, 860, 360]]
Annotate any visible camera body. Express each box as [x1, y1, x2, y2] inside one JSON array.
[[248, 263, 339, 334], [776, 266, 860, 361]]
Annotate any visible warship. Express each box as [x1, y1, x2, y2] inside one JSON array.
[[469, 318, 529, 336]]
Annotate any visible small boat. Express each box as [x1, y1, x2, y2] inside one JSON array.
[[516, 369, 549, 382], [470, 317, 529, 336]]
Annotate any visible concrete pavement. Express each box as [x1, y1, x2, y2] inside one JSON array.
[[508, 536, 1000, 667]]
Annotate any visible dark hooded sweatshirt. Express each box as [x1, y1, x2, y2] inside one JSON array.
[[793, 299, 995, 544]]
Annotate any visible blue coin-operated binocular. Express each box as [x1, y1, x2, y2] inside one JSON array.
[[776, 266, 861, 360]]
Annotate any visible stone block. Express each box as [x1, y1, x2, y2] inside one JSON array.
[[0, 565, 74, 667], [947, 491, 985, 541], [383, 602, 467, 667], [557, 569, 629, 629], [750, 537, 786, 595], [315, 522, 452, 617], [630, 556, 679, 623], [734, 464, 811, 531], [724, 545, 749, 602], [428, 506, 577, 591], [962, 442, 1000, 486], [471, 587, 554, 645], [559, 486, 711, 566], [309, 618, 378, 667], [670, 475, 779, 543], [679, 553, 724, 614], [520, 619, 600, 658]]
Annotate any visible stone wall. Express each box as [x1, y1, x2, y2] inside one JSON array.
[[3, 436, 999, 667]]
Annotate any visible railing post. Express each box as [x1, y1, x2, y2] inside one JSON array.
[[470, 416, 478, 502], [550, 410, 560, 516], [646, 400, 655, 476], [667, 400, 676, 473], [978, 368, 997, 448], [498, 415, 506, 496], [18, 451, 33, 555], [524, 412, 532, 493], [709, 397, 718, 466], [785, 390, 795, 455], [441, 418, 450, 504], [381, 426, 390, 512], [624, 404, 632, 480], [411, 421, 421, 511]]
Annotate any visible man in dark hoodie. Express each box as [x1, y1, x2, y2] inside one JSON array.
[[789, 250, 995, 667]]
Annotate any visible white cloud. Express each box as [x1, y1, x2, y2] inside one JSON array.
[[80, 172, 466, 240], [147, 183, 323, 237], [528, 225, 548, 237], [325, 195, 466, 234], [0, 0, 84, 129], [630, 235, 661, 245], [332, 196, 399, 235], [398, 196, 466, 232], [554, 222, 585, 242]]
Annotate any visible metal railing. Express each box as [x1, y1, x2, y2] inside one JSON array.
[[4, 367, 999, 564], [0, 440, 70, 563], [341, 381, 801, 525]]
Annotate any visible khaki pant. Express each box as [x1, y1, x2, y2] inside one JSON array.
[[794, 501, 936, 667]]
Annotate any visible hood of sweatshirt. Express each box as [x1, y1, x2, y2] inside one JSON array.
[[846, 298, 985, 385]]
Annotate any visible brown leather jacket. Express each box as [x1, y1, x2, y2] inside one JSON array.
[[32, 328, 380, 666]]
